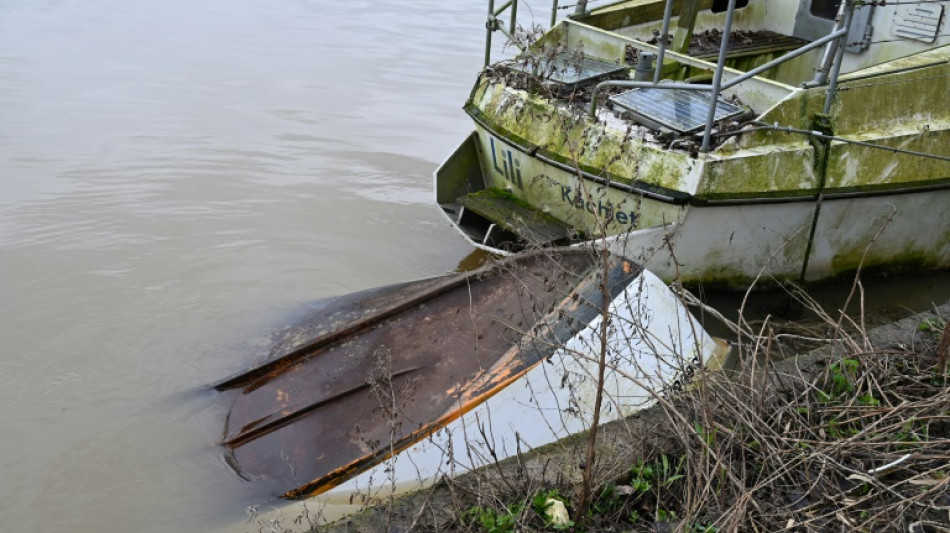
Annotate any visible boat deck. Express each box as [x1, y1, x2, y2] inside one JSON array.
[[218, 249, 629, 498], [458, 190, 573, 245], [687, 30, 809, 61]]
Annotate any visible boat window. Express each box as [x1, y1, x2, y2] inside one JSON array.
[[810, 0, 840, 20], [711, 0, 749, 13]]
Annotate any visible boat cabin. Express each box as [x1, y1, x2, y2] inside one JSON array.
[[487, 0, 948, 149]]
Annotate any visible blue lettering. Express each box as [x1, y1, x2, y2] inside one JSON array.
[[489, 137, 524, 189], [490, 137, 504, 174]]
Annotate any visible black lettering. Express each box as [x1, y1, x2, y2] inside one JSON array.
[[561, 186, 572, 203]]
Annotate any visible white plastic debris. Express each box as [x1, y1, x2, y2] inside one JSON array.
[[545, 498, 570, 526]]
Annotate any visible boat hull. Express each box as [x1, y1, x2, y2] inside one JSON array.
[[324, 266, 723, 508], [218, 248, 723, 503], [219, 248, 723, 501], [435, 129, 950, 288]]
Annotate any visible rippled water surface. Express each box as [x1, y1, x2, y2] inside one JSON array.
[[0, 1, 512, 530]]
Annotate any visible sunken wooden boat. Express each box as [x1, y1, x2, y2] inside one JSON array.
[[217, 248, 724, 501]]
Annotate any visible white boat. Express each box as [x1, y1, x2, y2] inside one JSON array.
[[435, 0, 950, 288], [217, 248, 726, 503]]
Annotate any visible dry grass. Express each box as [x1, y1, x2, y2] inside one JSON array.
[[303, 281, 950, 533], [420, 296, 950, 533], [654, 323, 950, 531]]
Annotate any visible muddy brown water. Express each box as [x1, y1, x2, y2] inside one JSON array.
[[1, 2, 947, 532], [0, 1, 496, 530]]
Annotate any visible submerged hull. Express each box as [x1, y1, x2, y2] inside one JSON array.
[[218, 248, 722, 501]]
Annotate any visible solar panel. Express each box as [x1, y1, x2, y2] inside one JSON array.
[[509, 54, 627, 90], [608, 88, 746, 133]]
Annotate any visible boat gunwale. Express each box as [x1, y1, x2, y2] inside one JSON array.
[[464, 108, 950, 209], [222, 249, 645, 500], [214, 247, 587, 391]]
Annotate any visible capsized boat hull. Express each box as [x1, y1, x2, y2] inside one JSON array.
[[218, 248, 723, 501]]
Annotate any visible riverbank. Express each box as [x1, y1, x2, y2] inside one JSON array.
[[288, 298, 950, 532]]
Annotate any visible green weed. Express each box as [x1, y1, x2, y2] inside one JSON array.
[[828, 358, 860, 396], [857, 393, 880, 407], [918, 316, 946, 334], [531, 489, 574, 530], [464, 504, 521, 533]]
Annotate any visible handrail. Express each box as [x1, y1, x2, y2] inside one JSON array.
[[722, 26, 847, 90], [485, 0, 519, 67], [588, 24, 848, 117], [584, 1, 855, 151], [811, 0, 851, 85], [823, 2, 855, 114], [700, 0, 738, 151], [487, 0, 856, 150], [654, 0, 675, 84], [486, 0, 568, 67]]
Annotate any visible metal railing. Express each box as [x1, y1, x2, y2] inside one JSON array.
[[486, 0, 585, 66], [484, 0, 519, 67], [483, 0, 857, 151], [585, 0, 856, 151]]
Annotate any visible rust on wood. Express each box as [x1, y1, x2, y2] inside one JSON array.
[[218, 248, 640, 499]]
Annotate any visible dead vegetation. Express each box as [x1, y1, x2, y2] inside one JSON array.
[[637, 308, 950, 532], [428, 298, 950, 533], [300, 289, 949, 533], [246, 23, 950, 533], [294, 26, 950, 533]]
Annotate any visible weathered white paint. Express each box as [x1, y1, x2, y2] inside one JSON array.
[[317, 269, 722, 508]]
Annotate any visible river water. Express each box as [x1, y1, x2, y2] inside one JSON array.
[[2, 2, 948, 532], [0, 1, 515, 531]]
